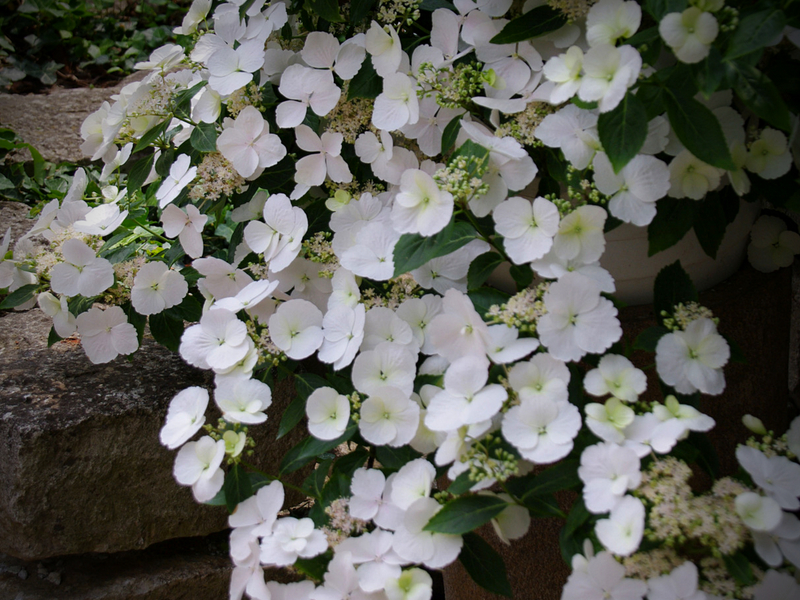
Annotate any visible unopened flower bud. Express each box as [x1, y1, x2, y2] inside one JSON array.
[[742, 414, 767, 435]]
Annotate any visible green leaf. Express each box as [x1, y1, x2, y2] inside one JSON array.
[[308, 0, 343, 22], [126, 153, 156, 195], [627, 27, 661, 66], [664, 90, 735, 170], [277, 372, 328, 439], [223, 463, 253, 513], [597, 92, 648, 173], [425, 495, 508, 535], [148, 312, 184, 352], [330, 447, 369, 479], [692, 46, 724, 98], [279, 424, 357, 475], [647, 198, 694, 256], [467, 251, 504, 290], [722, 552, 756, 586], [447, 471, 476, 495], [653, 261, 698, 325], [375, 446, 422, 472], [347, 58, 381, 100], [349, 0, 377, 23], [172, 81, 206, 121], [521, 493, 563, 518], [302, 459, 331, 500], [468, 287, 510, 322], [294, 553, 332, 582], [392, 220, 479, 277], [732, 62, 792, 132], [133, 121, 169, 154], [47, 326, 62, 347], [458, 533, 513, 597], [644, 0, 686, 20], [420, 0, 455, 9], [636, 83, 666, 120], [164, 295, 203, 323], [505, 460, 581, 501], [633, 326, 669, 352], [0, 283, 38, 310], [190, 121, 217, 152], [441, 114, 462, 155], [692, 189, 731, 259], [490, 5, 567, 45], [560, 497, 591, 563], [508, 263, 533, 290], [726, 9, 786, 61]]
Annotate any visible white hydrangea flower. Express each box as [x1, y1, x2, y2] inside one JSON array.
[[501, 396, 581, 464], [748, 215, 800, 273], [391, 169, 454, 237], [260, 517, 328, 566], [578, 442, 641, 514], [735, 492, 783, 532], [217, 106, 287, 178], [268, 299, 324, 360], [359, 386, 420, 447], [215, 377, 272, 425], [306, 386, 350, 440], [76, 306, 139, 364], [160, 387, 209, 449], [746, 128, 793, 180], [130, 261, 188, 315], [592, 152, 670, 227], [660, 8, 718, 64], [668, 150, 722, 200], [583, 354, 646, 403], [37, 292, 77, 338], [595, 495, 645, 556], [655, 318, 730, 395], [493, 196, 560, 264], [578, 44, 641, 113], [173, 435, 226, 502], [50, 238, 114, 298], [736, 445, 800, 511], [646, 561, 705, 600], [586, 0, 641, 47]]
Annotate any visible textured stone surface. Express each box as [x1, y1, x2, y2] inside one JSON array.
[[0, 73, 145, 164], [0, 307, 307, 560], [0, 534, 232, 600]]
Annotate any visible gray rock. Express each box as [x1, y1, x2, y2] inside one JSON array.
[[0, 307, 309, 560], [0, 72, 147, 165]]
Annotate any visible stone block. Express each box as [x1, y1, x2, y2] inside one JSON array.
[[0, 308, 307, 560], [0, 534, 234, 600]]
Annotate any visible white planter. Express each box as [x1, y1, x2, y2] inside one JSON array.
[[600, 200, 760, 305]]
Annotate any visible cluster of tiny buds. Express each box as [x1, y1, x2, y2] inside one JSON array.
[[226, 82, 264, 118], [565, 165, 604, 205], [203, 419, 255, 463], [495, 101, 553, 148], [434, 156, 489, 205], [464, 434, 520, 483], [543, 193, 579, 218], [246, 319, 286, 366], [486, 282, 549, 332], [662, 302, 717, 331], [349, 392, 362, 423], [377, 0, 421, 27], [417, 62, 491, 110], [716, 6, 739, 32]]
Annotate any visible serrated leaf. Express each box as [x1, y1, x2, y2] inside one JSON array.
[[425, 495, 508, 535], [633, 326, 670, 352], [392, 220, 479, 277], [347, 58, 381, 100], [508, 263, 533, 290], [521, 493, 563, 518], [653, 261, 698, 326], [441, 114, 462, 155], [308, 0, 343, 22], [47, 326, 62, 347], [490, 5, 567, 45], [148, 311, 184, 352], [468, 287, 510, 322], [294, 553, 332, 582], [693, 190, 730, 259], [644, 0, 687, 20], [597, 92, 648, 173], [302, 459, 331, 500], [349, 0, 377, 23], [330, 447, 369, 479], [279, 424, 357, 475], [223, 463, 253, 513], [505, 460, 581, 502], [164, 295, 203, 323], [664, 90, 735, 170], [726, 9, 786, 61], [0, 283, 38, 310], [722, 551, 756, 586], [636, 83, 667, 120], [190, 121, 217, 152], [732, 62, 791, 132], [467, 251, 504, 290], [172, 80, 206, 121], [375, 445, 422, 472], [133, 121, 169, 154], [459, 533, 513, 597], [692, 46, 724, 98], [647, 198, 695, 256], [447, 471, 476, 495], [277, 372, 328, 439], [126, 153, 156, 195]]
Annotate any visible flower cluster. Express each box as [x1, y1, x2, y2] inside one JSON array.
[[3, 0, 800, 598]]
